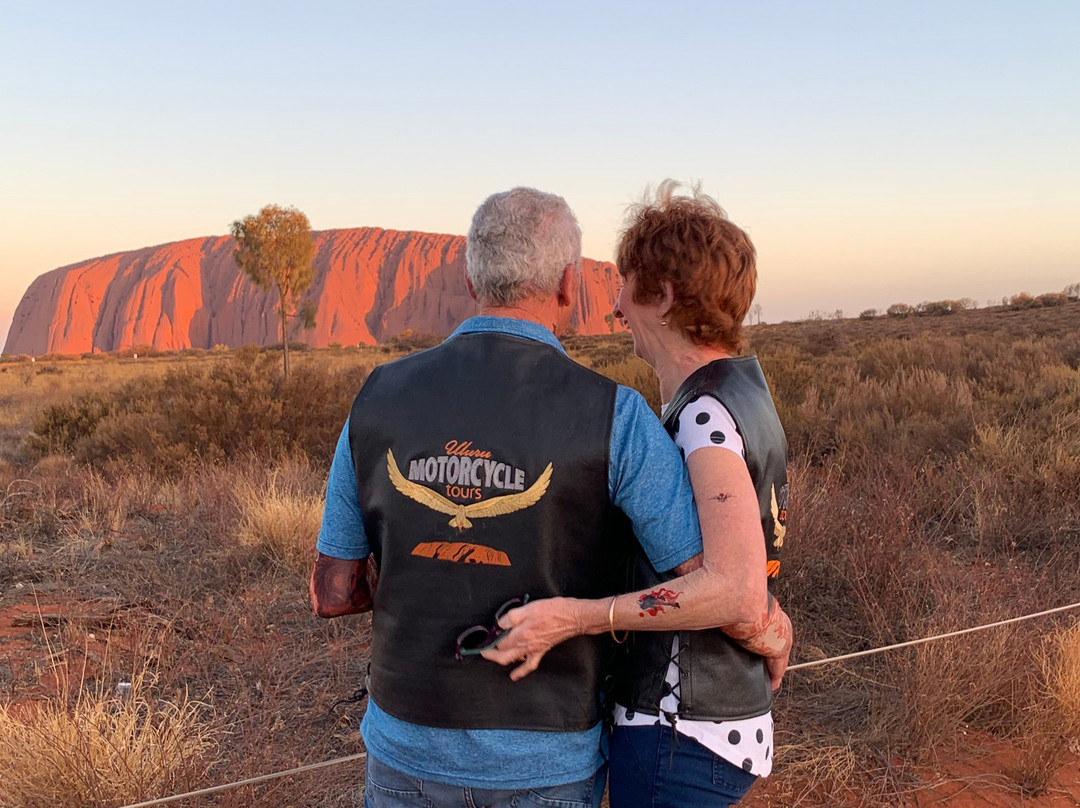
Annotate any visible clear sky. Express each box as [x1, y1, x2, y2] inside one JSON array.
[[2, 0, 1078, 347]]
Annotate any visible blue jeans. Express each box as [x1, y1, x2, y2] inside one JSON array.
[[609, 725, 757, 808], [363, 752, 599, 808]]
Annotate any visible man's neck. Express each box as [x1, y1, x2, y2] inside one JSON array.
[[479, 302, 561, 334]]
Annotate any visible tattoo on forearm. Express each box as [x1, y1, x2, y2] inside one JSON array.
[[311, 554, 373, 617], [710, 493, 733, 503], [723, 595, 792, 657], [637, 587, 682, 617]]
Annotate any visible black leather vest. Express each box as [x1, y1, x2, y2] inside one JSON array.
[[349, 330, 633, 731], [616, 356, 789, 721]]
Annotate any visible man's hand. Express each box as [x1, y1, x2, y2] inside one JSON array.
[[765, 632, 791, 692], [310, 552, 377, 618], [722, 595, 793, 692], [480, 597, 589, 681]]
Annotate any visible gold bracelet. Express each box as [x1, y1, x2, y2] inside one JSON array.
[[608, 595, 628, 644]]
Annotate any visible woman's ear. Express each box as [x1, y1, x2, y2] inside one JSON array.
[[658, 280, 675, 321]]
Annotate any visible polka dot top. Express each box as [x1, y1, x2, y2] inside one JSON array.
[[614, 393, 773, 777], [669, 394, 745, 460]]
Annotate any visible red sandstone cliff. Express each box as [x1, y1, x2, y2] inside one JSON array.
[[4, 228, 623, 355]]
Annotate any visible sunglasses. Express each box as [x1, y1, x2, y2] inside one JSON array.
[[454, 594, 530, 661]]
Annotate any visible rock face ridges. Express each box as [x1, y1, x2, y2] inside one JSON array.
[[4, 228, 623, 355]]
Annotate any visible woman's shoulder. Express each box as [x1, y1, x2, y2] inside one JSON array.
[[671, 394, 745, 459]]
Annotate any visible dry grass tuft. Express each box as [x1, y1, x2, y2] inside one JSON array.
[[769, 737, 862, 805], [1047, 622, 1080, 734], [1012, 622, 1080, 794], [594, 356, 661, 412], [233, 454, 324, 576], [0, 672, 216, 808]]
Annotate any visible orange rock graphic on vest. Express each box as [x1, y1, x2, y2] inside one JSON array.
[[411, 542, 511, 566]]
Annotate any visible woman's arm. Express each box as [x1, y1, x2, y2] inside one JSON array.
[[482, 447, 791, 683]]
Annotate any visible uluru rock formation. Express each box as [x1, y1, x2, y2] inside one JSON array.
[[4, 228, 623, 356]]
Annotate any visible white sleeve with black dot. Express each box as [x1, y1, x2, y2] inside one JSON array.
[[670, 395, 744, 460]]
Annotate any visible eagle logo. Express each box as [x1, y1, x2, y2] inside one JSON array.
[[386, 450, 553, 530], [770, 483, 788, 549]]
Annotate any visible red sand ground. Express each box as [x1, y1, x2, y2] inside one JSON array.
[[2, 597, 1077, 806]]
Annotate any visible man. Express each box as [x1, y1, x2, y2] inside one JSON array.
[[310, 187, 758, 807]]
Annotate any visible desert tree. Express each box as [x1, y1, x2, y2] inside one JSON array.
[[230, 204, 316, 379]]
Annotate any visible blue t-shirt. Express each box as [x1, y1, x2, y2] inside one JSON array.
[[317, 316, 703, 789]]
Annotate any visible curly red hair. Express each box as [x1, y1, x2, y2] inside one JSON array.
[[616, 180, 757, 353]]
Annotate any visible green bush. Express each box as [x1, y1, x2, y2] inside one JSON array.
[[29, 355, 373, 476], [28, 394, 113, 457]]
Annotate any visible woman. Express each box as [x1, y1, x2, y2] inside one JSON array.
[[482, 181, 792, 808]]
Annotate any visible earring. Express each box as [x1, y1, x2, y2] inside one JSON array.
[[660, 319, 668, 327]]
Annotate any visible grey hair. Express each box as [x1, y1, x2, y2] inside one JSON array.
[[466, 187, 582, 306]]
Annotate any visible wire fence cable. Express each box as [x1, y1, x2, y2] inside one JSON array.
[[116, 599, 1080, 808], [787, 598, 1080, 671], [117, 753, 369, 808]]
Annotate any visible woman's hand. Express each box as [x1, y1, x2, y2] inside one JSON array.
[[480, 597, 599, 681]]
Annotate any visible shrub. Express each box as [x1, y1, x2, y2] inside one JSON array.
[[265, 341, 310, 353], [886, 303, 914, 317], [28, 394, 112, 457], [1007, 293, 1038, 310], [1036, 292, 1070, 307], [233, 344, 262, 364], [916, 300, 956, 316], [382, 330, 442, 352], [29, 355, 372, 475], [858, 309, 878, 320]]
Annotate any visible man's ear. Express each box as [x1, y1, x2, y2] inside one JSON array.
[[557, 264, 579, 307], [465, 275, 478, 301]]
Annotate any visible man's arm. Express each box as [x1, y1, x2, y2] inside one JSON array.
[[311, 419, 374, 618], [310, 553, 376, 617]]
